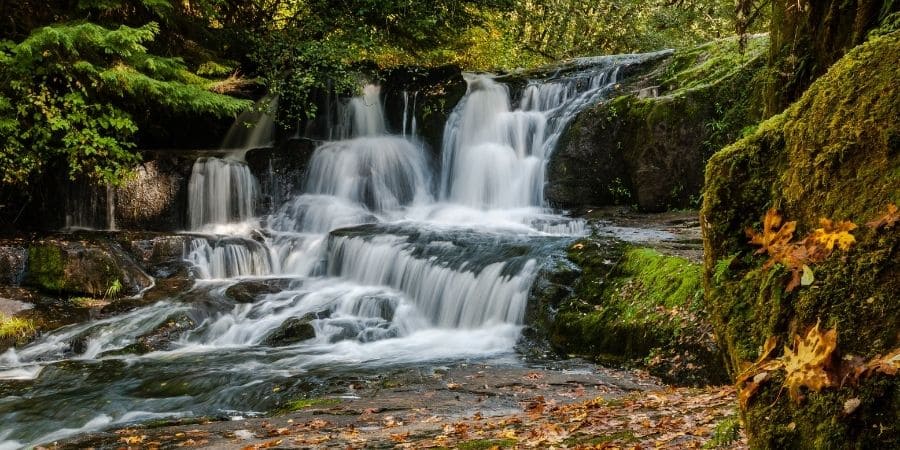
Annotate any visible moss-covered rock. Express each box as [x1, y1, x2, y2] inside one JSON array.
[[541, 239, 727, 385], [548, 36, 768, 212], [701, 31, 900, 448], [25, 238, 153, 297]]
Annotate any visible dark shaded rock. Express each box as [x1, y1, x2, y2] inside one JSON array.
[[0, 244, 27, 285], [246, 140, 317, 215], [114, 155, 194, 230], [548, 37, 767, 212], [701, 33, 899, 448], [263, 312, 327, 347], [380, 65, 468, 159]]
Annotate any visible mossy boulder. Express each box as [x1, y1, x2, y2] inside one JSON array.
[[548, 36, 768, 212], [701, 31, 900, 448], [25, 238, 153, 298], [538, 238, 727, 385]]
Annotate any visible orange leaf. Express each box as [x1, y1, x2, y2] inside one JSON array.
[[746, 209, 796, 256]]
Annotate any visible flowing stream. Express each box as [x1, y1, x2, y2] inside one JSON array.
[[0, 55, 653, 448]]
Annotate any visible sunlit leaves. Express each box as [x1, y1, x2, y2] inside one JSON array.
[[738, 322, 899, 407], [812, 218, 857, 251], [746, 209, 858, 292], [0, 20, 249, 187], [779, 321, 838, 403]]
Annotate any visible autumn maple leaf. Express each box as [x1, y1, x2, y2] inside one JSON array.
[[747, 209, 797, 256], [866, 203, 899, 230], [780, 320, 838, 403], [812, 218, 857, 251]]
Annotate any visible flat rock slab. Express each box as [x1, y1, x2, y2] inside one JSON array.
[[48, 361, 743, 449]]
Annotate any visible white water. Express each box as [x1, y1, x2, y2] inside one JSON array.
[[0, 57, 654, 446], [441, 68, 620, 208]]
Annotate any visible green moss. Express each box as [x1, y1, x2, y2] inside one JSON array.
[[27, 244, 65, 291], [551, 243, 724, 384], [701, 31, 900, 448], [457, 438, 517, 449], [703, 416, 741, 449], [661, 35, 769, 95]]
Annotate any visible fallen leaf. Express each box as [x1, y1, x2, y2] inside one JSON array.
[[866, 203, 899, 229], [812, 218, 857, 251], [747, 209, 796, 256], [780, 320, 838, 402]]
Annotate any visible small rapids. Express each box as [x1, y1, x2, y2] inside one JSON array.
[[0, 54, 659, 448]]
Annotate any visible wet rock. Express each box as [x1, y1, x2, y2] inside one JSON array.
[[25, 238, 153, 297], [135, 313, 196, 353], [263, 312, 328, 347], [225, 279, 292, 303]]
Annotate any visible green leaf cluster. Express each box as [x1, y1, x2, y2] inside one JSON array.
[[0, 20, 250, 187]]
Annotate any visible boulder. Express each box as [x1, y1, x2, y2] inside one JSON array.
[[701, 32, 899, 448], [224, 279, 293, 304], [25, 238, 153, 297]]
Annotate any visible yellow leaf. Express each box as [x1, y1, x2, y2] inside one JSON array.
[[779, 320, 838, 402], [812, 218, 857, 251], [120, 435, 146, 445]]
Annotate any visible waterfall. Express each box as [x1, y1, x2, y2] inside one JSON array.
[[186, 96, 275, 230], [0, 54, 660, 445], [187, 155, 259, 230], [440, 67, 620, 209], [402, 91, 418, 138]]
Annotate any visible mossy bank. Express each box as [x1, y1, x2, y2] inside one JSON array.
[[701, 31, 899, 448], [531, 237, 727, 385]]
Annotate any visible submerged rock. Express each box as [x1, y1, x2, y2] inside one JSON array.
[[701, 32, 899, 448]]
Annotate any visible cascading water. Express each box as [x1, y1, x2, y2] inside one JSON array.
[[0, 54, 659, 448], [186, 97, 275, 231], [440, 65, 622, 209]]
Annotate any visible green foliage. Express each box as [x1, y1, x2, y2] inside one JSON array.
[[703, 416, 741, 448], [105, 278, 123, 299], [0, 314, 36, 342], [0, 21, 250, 187]]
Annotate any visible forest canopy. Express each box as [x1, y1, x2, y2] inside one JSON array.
[[0, 0, 748, 188]]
